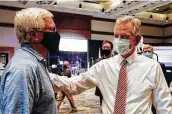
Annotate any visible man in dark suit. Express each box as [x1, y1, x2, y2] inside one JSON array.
[[95, 40, 113, 106]]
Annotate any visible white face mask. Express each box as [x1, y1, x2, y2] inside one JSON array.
[[113, 38, 131, 55]]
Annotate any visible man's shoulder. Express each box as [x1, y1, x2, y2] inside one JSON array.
[[12, 49, 39, 66], [3, 49, 39, 77], [136, 54, 159, 66]]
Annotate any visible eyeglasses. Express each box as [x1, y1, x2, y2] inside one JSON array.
[[29, 27, 57, 32]]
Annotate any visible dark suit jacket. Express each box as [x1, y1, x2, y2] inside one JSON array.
[[159, 62, 166, 76]]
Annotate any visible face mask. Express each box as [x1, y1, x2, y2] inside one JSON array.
[[114, 38, 131, 55], [143, 52, 153, 59], [102, 49, 111, 56], [41, 32, 61, 53]]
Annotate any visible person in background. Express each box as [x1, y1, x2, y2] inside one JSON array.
[[57, 61, 77, 113], [143, 44, 167, 81], [50, 16, 172, 114], [143, 44, 170, 114], [0, 8, 60, 114], [95, 40, 113, 107]]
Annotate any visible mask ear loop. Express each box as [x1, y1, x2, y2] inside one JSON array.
[[27, 29, 41, 44]]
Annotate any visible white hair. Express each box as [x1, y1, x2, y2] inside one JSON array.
[[14, 7, 53, 44], [115, 16, 141, 36]]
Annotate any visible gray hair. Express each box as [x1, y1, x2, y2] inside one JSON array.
[[14, 7, 53, 44], [115, 16, 141, 36]]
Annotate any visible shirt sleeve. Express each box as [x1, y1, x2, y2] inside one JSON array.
[[152, 63, 172, 114], [1, 64, 38, 114], [50, 64, 98, 95]]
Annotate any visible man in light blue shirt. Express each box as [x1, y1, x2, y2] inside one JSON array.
[[0, 8, 61, 114]]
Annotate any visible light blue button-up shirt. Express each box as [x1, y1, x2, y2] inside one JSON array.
[[0, 44, 57, 114]]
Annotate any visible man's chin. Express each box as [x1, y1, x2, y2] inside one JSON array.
[[121, 48, 135, 58]]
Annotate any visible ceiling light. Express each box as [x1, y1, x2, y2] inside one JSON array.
[[150, 15, 153, 20], [156, 8, 159, 11], [123, 0, 126, 3], [102, 8, 105, 14], [166, 17, 169, 22], [79, 3, 82, 9], [54, 2, 57, 6]]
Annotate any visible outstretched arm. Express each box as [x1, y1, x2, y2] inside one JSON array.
[[50, 65, 99, 95]]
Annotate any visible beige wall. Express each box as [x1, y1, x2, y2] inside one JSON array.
[[141, 26, 163, 36], [165, 39, 172, 43], [91, 20, 114, 32], [164, 26, 172, 43], [0, 27, 19, 47], [91, 20, 165, 43], [0, 9, 15, 24], [91, 34, 113, 41], [164, 26, 172, 36], [144, 38, 163, 43]]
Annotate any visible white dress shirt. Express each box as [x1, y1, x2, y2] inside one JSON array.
[[50, 52, 172, 114]]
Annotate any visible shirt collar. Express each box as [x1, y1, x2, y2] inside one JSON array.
[[103, 54, 113, 59], [21, 43, 45, 62], [117, 51, 136, 66]]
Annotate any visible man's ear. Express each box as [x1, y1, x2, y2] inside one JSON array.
[[135, 35, 141, 46], [29, 29, 36, 37], [28, 29, 38, 43]]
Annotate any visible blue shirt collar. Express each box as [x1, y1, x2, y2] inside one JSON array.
[[21, 43, 45, 62]]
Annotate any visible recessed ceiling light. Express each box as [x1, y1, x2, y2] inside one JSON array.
[[79, 3, 82, 9], [54, 2, 57, 6], [123, 1, 126, 3], [150, 3, 154, 5], [143, 5, 147, 8], [156, 8, 159, 11], [166, 17, 169, 22], [102, 8, 105, 14], [150, 15, 153, 20], [127, 3, 131, 5]]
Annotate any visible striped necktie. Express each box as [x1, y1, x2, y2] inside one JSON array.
[[114, 59, 128, 114]]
